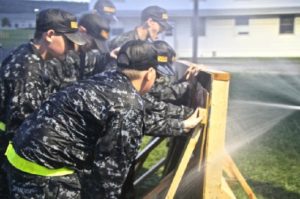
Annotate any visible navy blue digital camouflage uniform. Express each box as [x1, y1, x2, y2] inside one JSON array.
[[110, 31, 196, 199], [0, 40, 67, 198], [109, 30, 137, 51], [5, 70, 145, 199], [79, 45, 112, 79], [46, 48, 111, 89], [109, 31, 194, 129]]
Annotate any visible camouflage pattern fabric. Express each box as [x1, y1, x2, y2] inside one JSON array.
[[79, 49, 111, 79], [7, 70, 145, 199], [0, 41, 61, 139], [0, 40, 68, 198], [109, 30, 137, 50], [149, 75, 191, 105], [46, 49, 111, 88], [143, 92, 192, 136], [5, 163, 81, 199]]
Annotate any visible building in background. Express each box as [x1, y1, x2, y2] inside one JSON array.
[[89, 0, 300, 58], [0, 0, 88, 29], [0, 0, 88, 61]]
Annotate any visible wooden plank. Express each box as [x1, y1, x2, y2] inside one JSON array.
[[176, 60, 231, 81], [224, 153, 257, 199], [202, 77, 230, 199], [196, 95, 210, 172], [165, 124, 203, 199], [221, 177, 236, 199], [143, 157, 199, 199]]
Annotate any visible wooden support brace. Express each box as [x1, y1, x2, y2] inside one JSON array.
[[223, 153, 257, 199], [165, 124, 203, 199]]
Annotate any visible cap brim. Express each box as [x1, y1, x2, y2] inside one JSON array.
[[156, 64, 175, 76], [104, 14, 118, 22], [64, 31, 87, 46], [158, 21, 173, 31]]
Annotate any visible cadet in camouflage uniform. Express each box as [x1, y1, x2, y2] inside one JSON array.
[[46, 12, 118, 86], [120, 40, 204, 198], [144, 40, 204, 134], [78, 13, 114, 77], [0, 8, 86, 198], [92, 0, 118, 23], [4, 40, 201, 199], [107, 6, 195, 130], [109, 5, 172, 50], [107, 6, 194, 134], [44, 0, 118, 88], [150, 41, 207, 176]]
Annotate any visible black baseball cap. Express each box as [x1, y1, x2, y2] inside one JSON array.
[[79, 13, 110, 41], [117, 40, 173, 76], [141, 6, 172, 30], [36, 9, 86, 45], [153, 40, 176, 76], [93, 0, 118, 22]]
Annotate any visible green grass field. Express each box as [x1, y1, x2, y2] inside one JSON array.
[[0, 29, 34, 49], [231, 111, 300, 199]]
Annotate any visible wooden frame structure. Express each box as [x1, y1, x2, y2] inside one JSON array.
[[135, 60, 256, 199]]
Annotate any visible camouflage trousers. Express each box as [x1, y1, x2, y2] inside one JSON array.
[[0, 166, 9, 199], [0, 134, 9, 199], [4, 162, 82, 199]]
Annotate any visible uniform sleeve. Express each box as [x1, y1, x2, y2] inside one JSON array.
[[150, 77, 191, 104], [60, 50, 81, 86], [5, 64, 46, 138], [109, 35, 123, 51], [108, 31, 134, 51], [80, 49, 111, 79], [143, 93, 193, 136], [87, 109, 143, 199]]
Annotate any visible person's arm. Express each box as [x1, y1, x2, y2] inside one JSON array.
[[149, 76, 190, 104], [143, 99, 203, 136], [143, 93, 194, 136], [5, 64, 46, 137], [150, 74, 207, 108]]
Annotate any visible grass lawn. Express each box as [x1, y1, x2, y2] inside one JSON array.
[[0, 29, 34, 49], [229, 111, 300, 199], [226, 70, 300, 199]]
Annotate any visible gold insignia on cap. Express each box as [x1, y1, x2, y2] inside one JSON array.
[[100, 30, 109, 40], [70, 21, 78, 29], [162, 13, 168, 20], [157, 56, 168, 63], [103, 6, 116, 13]]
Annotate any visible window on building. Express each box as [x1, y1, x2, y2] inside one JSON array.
[[279, 15, 294, 34], [235, 16, 249, 35], [235, 17, 249, 26], [191, 17, 206, 37]]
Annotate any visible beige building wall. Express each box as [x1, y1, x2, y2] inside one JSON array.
[[174, 16, 300, 57]]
